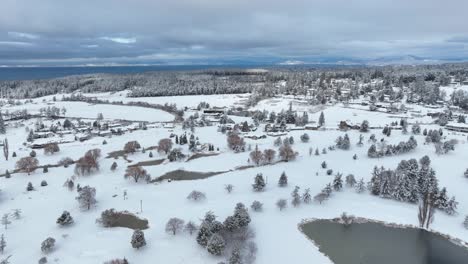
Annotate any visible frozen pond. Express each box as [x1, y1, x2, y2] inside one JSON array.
[[301, 220, 468, 264]]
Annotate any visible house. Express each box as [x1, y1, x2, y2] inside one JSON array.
[[445, 123, 468, 133], [339, 121, 360, 131]]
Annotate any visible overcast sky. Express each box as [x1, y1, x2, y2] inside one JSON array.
[[1, 0, 468, 66]]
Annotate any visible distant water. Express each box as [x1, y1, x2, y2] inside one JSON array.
[[0, 65, 260, 81]]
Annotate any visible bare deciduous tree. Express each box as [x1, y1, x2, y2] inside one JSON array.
[[75, 149, 101, 175], [124, 166, 150, 183], [16, 156, 39, 175], [123, 141, 141, 154], [43, 142, 60, 154], [158, 138, 173, 154], [165, 218, 185, 235]]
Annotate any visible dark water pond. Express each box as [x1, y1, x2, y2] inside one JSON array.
[[301, 220, 468, 264]]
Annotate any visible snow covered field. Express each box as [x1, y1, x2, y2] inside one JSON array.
[[1, 93, 468, 264]]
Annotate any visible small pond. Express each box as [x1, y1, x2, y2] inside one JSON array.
[[301, 220, 468, 264]]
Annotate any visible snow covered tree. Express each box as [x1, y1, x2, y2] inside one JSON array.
[[279, 143, 297, 161], [418, 193, 436, 229], [355, 178, 366, 193], [278, 171, 288, 187], [252, 173, 266, 192], [225, 184, 234, 193], [2, 139, 8, 161], [26, 182, 34, 191], [445, 196, 458, 215], [184, 221, 198, 235], [251, 201, 263, 212], [318, 112, 325, 126], [323, 183, 333, 197], [41, 237, 55, 253], [0, 112, 5, 134], [291, 186, 301, 207], [124, 141, 141, 154], [0, 234, 5, 254], [165, 218, 185, 235], [207, 234, 225, 256], [412, 124, 421, 134], [56, 211, 74, 226], [76, 185, 97, 210], [43, 143, 60, 155], [233, 203, 251, 227], [263, 149, 276, 164], [229, 248, 242, 264], [302, 188, 312, 204], [110, 162, 118, 172], [276, 199, 287, 211], [196, 222, 213, 247], [321, 161, 327, 169], [300, 133, 310, 143], [131, 230, 146, 249], [345, 174, 357, 187], [360, 120, 369, 132], [333, 174, 343, 191]]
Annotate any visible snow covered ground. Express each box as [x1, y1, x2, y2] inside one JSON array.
[[1, 93, 468, 264]]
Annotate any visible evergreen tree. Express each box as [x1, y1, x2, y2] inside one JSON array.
[[252, 173, 266, 192], [302, 188, 312, 204], [291, 186, 301, 207], [229, 248, 242, 264], [355, 178, 366, 193], [196, 223, 213, 247], [0, 112, 5, 134], [0, 234, 5, 254], [318, 112, 325, 126], [333, 174, 343, 191], [131, 230, 146, 249], [233, 203, 251, 228], [278, 172, 288, 187], [207, 234, 225, 256]]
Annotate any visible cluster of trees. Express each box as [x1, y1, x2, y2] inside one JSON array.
[[335, 134, 351, 150], [368, 156, 458, 216], [75, 149, 101, 175], [368, 136, 417, 158], [196, 205, 256, 263]]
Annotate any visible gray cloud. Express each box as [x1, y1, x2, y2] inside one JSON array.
[[1, 0, 468, 65]]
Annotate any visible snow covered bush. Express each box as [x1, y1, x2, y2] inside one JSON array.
[[300, 133, 309, 143], [225, 184, 234, 193], [131, 230, 146, 249], [40, 237, 55, 253], [276, 199, 287, 211], [56, 211, 73, 226], [187, 190, 206, 201], [168, 148, 185, 162], [103, 258, 129, 264], [207, 234, 225, 256], [250, 201, 263, 212], [262, 149, 276, 163], [184, 221, 198, 235]]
